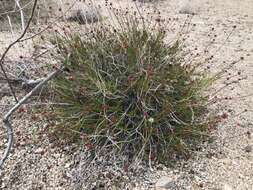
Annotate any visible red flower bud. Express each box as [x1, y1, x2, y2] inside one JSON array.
[[147, 65, 153, 79], [85, 143, 93, 150], [221, 113, 228, 119], [102, 104, 109, 110], [18, 107, 26, 113]]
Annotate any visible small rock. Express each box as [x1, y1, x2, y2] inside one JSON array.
[[156, 164, 165, 170], [244, 145, 252, 153], [20, 141, 26, 147], [238, 173, 244, 179], [221, 158, 231, 165], [155, 176, 173, 189], [179, 7, 196, 15], [188, 169, 195, 174], [222, 183, 233, 190], [179, 0, 196, 15], [64, 162, 71, 168], [67, 6, 100, 24], [34, 147, 44, 154], [246, 131, 251, 139], [199, 183, 204, 188], [194, 175, 201, 183]]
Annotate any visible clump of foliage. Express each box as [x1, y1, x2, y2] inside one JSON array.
[[49, 15, 217, 164]]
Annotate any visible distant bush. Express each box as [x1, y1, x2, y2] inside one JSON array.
[[0, 0, 54, 29], [48, 13, 218, 164]]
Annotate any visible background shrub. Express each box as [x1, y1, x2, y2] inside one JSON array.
[[49, 14, 218, 164], [0, 0, 55, 30]]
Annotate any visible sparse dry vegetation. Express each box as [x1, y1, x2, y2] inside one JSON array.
[[0, 0, 54, 30], [46, 13, 220, 165], [0, 0, 252, 189]]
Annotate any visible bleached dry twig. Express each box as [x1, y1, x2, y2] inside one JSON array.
[[0, 0, 38, 169], [15, 0, 25, 31], [0, 68, 61, 169], [7, 15, 14, 36], [0, 0, 38, 103]]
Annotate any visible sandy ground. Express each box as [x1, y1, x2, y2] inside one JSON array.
[[0, 0, 253, 189]]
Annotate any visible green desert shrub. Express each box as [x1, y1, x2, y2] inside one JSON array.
[[48, 15, 218, 163]]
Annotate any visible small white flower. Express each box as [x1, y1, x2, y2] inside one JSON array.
[[148, 117, 154, 123]]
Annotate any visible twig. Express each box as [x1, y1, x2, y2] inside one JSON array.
[[0, 0, 82, 169], [15, 0, 25, 31], [0, 102, 71, 107], [0, 1, 33, 17], [0, 0, 38, 103], [7, 15, 14, 36], [0, 68, 61, 169], [19, 0, 79, 43], [4, 70, 60, 121]]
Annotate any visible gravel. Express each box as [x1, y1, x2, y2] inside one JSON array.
[[1, 0, 253, 189]]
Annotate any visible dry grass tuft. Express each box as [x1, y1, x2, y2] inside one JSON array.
[[45, 11, 220, 165]]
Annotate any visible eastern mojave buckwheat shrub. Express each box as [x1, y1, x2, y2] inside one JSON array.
[[49, 13, 218, 164]]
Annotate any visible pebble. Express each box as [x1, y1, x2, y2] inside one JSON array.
[[34, 147, 44, 154], [64, 162, 71, 169], [155, 176, 173, 189], [221, 158, 231, 165], [244, 145, 252, 153], [222, 183, 233, 190], [67, 6, 100, 24], [194, 175, 201, 183], [179, 0, 196, 15]]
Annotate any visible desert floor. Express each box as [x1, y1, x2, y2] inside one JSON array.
[[0, 0, 252, 189]]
